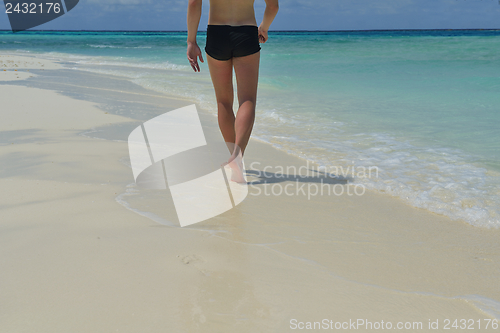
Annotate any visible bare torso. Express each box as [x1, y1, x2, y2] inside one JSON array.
[[208, 0, 257, 26]]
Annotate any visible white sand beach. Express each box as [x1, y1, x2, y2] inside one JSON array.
[[1, 54, 500, 332]]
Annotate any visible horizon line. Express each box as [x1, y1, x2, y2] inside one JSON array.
[[1, 28, 500, 33]]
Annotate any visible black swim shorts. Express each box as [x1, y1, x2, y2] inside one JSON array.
[[205, 25, 261, 61]]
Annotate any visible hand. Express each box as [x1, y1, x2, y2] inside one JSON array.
[[187, 41, 204, 72], [258, 26, 268, 43]]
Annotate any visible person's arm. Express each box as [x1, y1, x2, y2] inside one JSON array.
[[258, 0, 279, 43], [187, 0, 204, 72]]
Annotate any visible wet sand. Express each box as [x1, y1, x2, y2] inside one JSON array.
[[1, 54, 499, 332]]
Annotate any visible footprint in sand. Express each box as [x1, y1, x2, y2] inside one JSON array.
[[178, 254, 208, 275]]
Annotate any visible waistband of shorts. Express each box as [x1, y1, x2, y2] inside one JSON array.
[[207, 25, 258, 29]]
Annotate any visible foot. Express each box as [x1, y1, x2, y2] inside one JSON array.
[[226, 151, 246, 183]]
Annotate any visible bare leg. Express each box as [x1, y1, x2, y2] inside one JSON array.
[[233, 51, 260, 157], [207, 52, 260, 183], [206, 54, 235, 145], [224, 52, 260, 183]]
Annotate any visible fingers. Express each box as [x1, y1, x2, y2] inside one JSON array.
[[187, 54, 201, 72], [187, 56, 198, 72], [188, 57, 199, 72], [258, 26, 268, 43], [258, 30, 268, 43], [191, 60, 200, 72], [187, 44, 204, 71]]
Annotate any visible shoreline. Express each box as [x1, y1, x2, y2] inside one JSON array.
[[1, 55, 500, 331], [26, 47, 498, 230]]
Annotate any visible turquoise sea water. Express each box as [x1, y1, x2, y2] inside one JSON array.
[[1, 30, 499, 227]]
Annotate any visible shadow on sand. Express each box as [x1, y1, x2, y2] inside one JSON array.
[[245, 168, 352, 185]]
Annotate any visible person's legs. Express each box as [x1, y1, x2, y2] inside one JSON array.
[[232, 51, 260, 156], [206, 51, 259, 183], [206, 54, 235, 145]]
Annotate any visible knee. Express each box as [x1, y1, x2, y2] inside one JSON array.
[[217, 101, 233, 113], [239, 99, 256, 111]]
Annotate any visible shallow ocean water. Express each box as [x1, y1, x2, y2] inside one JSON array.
[[1, 29, 499, 227]]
